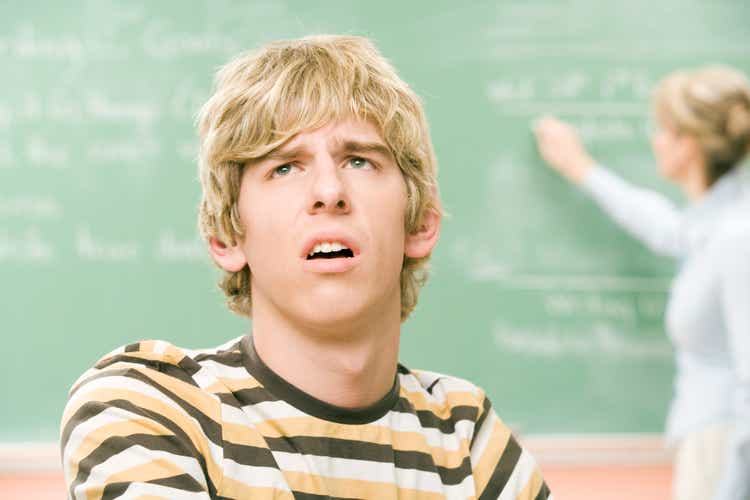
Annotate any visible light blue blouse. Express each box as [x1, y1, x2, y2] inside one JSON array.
[[582, 165, 750, 500]]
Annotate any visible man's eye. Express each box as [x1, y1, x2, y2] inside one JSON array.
[[348, 157, 372, 169], [271, 164, 297, 177]]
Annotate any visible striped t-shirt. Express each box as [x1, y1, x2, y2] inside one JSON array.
[[61, 335, 552, 499]]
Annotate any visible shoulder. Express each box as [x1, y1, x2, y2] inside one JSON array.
[[68, 336, 244, 395], [398, 365, 494, 426], [62, 337, 246, 438], [60, 338, 248, 496], [400, 368, 551, 498], [711, 201, 750, 264]]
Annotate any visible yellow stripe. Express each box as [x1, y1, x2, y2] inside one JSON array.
[[515, 467, 545, 500], [206, 376, 261, 395], [100, 349, 178, 365], [85, 459, 189, 500], [283, 470, 454, 500], [64, 366, 220, 426], [67, 419, 171, 484], [134, 368, 220, 421], [221, 476, 294, 500], [223, 422, 269, 448], [139, 340, 157, 352], [164, 344, 186, 361], [472, 417, 512, 494], [249, 417, 471, 469], [283, 470, 452, 500], [400, 386, 480, 420], [63, 387, 223, 488]]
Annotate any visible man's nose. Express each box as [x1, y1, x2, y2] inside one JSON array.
[[307, 160, 350, 215]]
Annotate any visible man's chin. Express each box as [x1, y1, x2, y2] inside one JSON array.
[[291, 295, 396, 336]]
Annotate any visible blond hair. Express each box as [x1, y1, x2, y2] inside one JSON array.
[[197, 35, 441, 321], [654, 65, 750, 185]]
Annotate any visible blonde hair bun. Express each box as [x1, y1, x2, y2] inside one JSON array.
[[654, 65, 750, 183], [727, 102, 750, 142]]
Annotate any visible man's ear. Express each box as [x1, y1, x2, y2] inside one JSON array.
[[208, 236, 248, 272], [405, 207, 441, 259]]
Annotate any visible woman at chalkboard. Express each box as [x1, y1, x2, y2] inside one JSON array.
[[533, 66, 750, 500]]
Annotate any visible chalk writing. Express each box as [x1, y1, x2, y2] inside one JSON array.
[[141, 21, 240, 59], [0, 196, 62, 219], [25, 136, 69, 168], [85, 92, 159, 126], [0, 227, 55, 262], [156, 231, 206, 261], [86, 140, 159, 163], [76, 226, 139, 261], [0, 24, 85, 61], [542, 292, 636, 322], [493, 321, 670, 359]]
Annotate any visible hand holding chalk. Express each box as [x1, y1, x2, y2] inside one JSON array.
[[533, 115, 596, 185]]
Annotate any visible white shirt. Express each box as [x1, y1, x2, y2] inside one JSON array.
[[582, 165, 750, 500]]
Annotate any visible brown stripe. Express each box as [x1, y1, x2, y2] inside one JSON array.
[[147, 473, 206, 492], [470, 396, 492, 449], [63, 397, 218, 498], [194, 350, 244, 367], [263, 435, 473, 485], [478, 434, 522, 500], [222, 442, 279, 468], [534, 481, 551, 500]]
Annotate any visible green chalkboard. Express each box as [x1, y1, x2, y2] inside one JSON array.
[[2, 1, 749, 442]]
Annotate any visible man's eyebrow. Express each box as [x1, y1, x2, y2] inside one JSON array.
[[250, 145, 307, 166], [336, 140, 394, 160]]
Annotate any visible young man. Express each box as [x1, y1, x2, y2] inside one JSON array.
[[61, 35, 552, 499]]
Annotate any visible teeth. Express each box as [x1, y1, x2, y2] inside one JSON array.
[[309, 241, 349, 256]]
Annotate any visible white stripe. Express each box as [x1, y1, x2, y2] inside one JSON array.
[[400, 371, 443, 392], [68, 374, 188, 413], [222, 458, 291, 490], [66, 374, 224, 468], [408, 372, 481, 396], [498, 448, 538, 500], [390, 464, 443, 493], [272, 451, 445, 493], [120, 481, 210, 498], [63, 406, 139, 473], [196, 360, 250, 380], [222, 401, 472, 453], [69, 365, 106, 394], [242, 400, 308, 421], [182, 336, 243, 358], [192, 367, 219, 390], [153, 340, 169, 354], [378, 410, 475, 452], [75, 445, 206, 500], [470, 412, 499, 466], [442, 473, 478, 499]]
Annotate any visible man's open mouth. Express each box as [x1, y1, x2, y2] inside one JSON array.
[[306, 241, 355, 260]]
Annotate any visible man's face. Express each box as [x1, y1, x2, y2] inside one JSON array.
[[226, 118, 418, 330]]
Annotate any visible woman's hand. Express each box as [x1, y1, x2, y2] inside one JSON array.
[[533, 116, 596, 185]]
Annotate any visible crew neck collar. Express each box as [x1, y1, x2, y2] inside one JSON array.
[[240, 335, 400, 425]]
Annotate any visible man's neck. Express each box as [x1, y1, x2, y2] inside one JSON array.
[[250, 302, 402, 410]]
